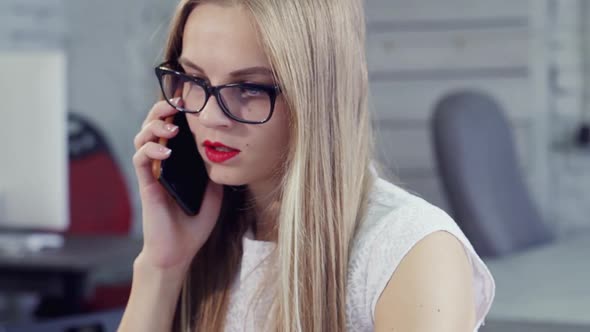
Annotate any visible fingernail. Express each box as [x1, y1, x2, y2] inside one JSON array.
[[159, 146, 172, 155], [165, 124, 178, 132], [169, 97, 180, 105]]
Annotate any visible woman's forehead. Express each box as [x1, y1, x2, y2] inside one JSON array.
[[181, 2, 270, 73]]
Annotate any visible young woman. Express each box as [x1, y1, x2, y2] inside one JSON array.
[[120, 0, 495, 331]]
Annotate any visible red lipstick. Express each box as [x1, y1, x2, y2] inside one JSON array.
[[203, 140, 240, 163]]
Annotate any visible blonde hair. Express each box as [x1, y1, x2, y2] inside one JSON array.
[[162, 0, 375, 330]]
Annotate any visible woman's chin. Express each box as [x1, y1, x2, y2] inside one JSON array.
[[207, 171, 248, 187]]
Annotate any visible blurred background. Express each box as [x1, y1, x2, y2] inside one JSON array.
[[0, 0, 589, 331]]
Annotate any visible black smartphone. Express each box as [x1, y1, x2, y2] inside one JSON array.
[[152, 112, 208, 216]]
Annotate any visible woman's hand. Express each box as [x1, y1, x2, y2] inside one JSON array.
[[132, 99, 222, 272]]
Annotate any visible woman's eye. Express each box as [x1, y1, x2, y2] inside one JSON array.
[[240, 87, 262, 97]]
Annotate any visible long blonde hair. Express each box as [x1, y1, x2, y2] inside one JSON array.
[[162, 0, 375, 330]]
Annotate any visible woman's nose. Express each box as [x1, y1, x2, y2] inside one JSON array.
[[198, 94, 233, 128]]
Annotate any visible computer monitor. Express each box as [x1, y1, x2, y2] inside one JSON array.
[[0, 51, 69, 231]]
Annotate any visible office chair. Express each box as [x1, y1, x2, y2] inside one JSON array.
[[431, 90, 554, 258], [68, 113, 132, 235], [69, 113, 133, 311]]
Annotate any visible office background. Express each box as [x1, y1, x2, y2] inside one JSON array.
[[1, 0, 589, 330], [55, 0, 590, 236]]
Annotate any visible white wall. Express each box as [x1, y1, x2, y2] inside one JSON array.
[[544, 0, 590, 234]]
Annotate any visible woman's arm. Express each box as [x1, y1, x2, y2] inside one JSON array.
[[374, 231, 476, 332], [117, 253, 188, 332], [118, 99, 224, 332]]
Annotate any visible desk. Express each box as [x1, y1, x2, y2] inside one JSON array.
[[1, 308, 124, 332], [0, 235, 142, 317], [480, 319, 590, 332], [484, 231, 590, 326]]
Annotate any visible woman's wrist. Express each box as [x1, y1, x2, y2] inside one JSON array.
[[130, 251, 190, 309], [119, 252, 189, 332], [133, 251, 191, 282]]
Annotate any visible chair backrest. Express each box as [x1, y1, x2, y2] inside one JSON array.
[[68, 113, 131, 235], [1, 309, 123, 332], [431, 90, 553, 258]]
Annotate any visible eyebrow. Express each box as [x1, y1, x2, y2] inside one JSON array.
[[178, 56, 274, 78]]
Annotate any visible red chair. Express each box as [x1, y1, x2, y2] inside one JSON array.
[[68, 113, 132, 310]]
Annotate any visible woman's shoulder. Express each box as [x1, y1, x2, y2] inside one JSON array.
[[355, 177, 462, 243], [351, 177, 469, 268], [345, 177, 495, 331]]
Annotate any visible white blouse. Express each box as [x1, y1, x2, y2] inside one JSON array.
[[224, 177, 495, 331]]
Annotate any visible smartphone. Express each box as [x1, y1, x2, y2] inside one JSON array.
[[152, 112, 208, 216]]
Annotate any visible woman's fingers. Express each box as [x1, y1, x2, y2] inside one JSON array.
[[141, 99, 180, 129], [132, 141, 172, 186], [132, 98, 185, 192], [133, 119, 179, 150]]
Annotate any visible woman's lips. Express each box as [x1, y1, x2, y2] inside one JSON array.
[[203, 140, 240, 163]]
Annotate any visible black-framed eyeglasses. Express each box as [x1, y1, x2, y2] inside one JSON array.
[[155, 61, 281, 124]]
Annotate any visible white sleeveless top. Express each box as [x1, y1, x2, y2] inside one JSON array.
[[224, 178, 495, 331]]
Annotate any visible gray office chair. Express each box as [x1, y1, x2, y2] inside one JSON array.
[[431, 90, 553, 258]]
